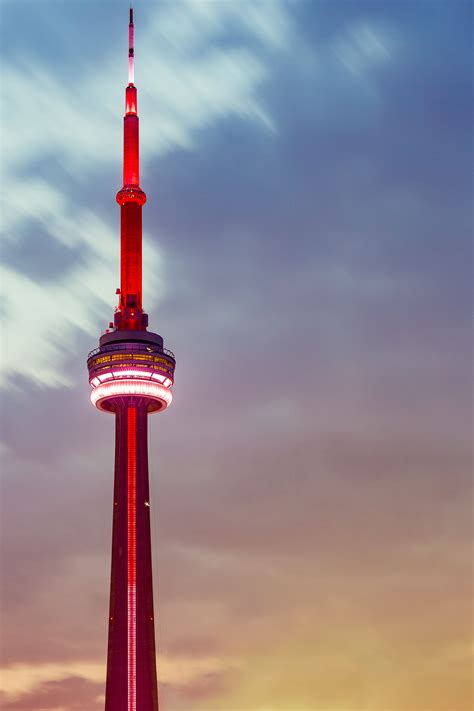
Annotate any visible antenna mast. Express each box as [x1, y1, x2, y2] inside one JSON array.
[[128, 7, 134, 85]]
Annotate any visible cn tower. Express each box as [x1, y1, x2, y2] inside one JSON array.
[[86, 9, 175, 710]]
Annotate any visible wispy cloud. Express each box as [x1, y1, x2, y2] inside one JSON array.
[[0, 1, 293, 386], [333, 21, 391, 76], [0, 654, 241, 703]]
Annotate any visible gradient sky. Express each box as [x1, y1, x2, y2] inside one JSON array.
[[0, 1, 472, 710]]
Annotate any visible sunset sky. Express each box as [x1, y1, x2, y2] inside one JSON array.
[[0, 1, 472, 710]]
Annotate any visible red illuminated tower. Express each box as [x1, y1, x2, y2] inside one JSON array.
[[87, 9, 174, 710]]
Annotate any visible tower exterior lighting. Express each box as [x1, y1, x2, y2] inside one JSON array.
[[86, 9, 175, 710]]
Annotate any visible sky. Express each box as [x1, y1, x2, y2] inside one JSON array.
[[0, 1, 472, 710]]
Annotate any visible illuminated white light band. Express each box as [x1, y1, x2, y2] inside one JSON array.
[[90, 369, 173, 388], [151, 373, 166, 383], [153, 374, 172, 387], [90, 379, 173, 410]]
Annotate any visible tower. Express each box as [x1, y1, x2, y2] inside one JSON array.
[[86, 9, 174, 710]]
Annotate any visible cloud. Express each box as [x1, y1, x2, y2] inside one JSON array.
[[0, 655, 241, 707], [332, 21, 391, 76], [1, 202, 164, 386], [0, 665, 104, 707], [2, 220, 88, 282], [0, 0, 293, 387]]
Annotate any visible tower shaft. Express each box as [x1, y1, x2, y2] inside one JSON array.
[[105, 401, 159, 711]]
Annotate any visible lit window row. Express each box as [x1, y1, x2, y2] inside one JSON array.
[[94, 355, 111, 365], [91, 352, 172, 365]]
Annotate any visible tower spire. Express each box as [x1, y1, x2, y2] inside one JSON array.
[[129, 7, 134, 85], [115, 4, 146, 331]]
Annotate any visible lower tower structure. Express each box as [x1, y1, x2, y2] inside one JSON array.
[[87, 9, 174, 710], [88, 331, 174, 710]]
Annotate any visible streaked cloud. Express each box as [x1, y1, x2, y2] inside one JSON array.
[[0, 654, 241, 704], [333, 21, 391, 76], [0, 0, 293, 386]]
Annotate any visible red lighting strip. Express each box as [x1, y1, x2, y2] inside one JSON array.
[[127, 407, 137, 711]]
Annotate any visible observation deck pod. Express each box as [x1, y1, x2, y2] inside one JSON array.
[[87, 330, 175, 413]]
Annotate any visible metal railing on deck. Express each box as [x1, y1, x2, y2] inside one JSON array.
[[87, 341, 175, 363]]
